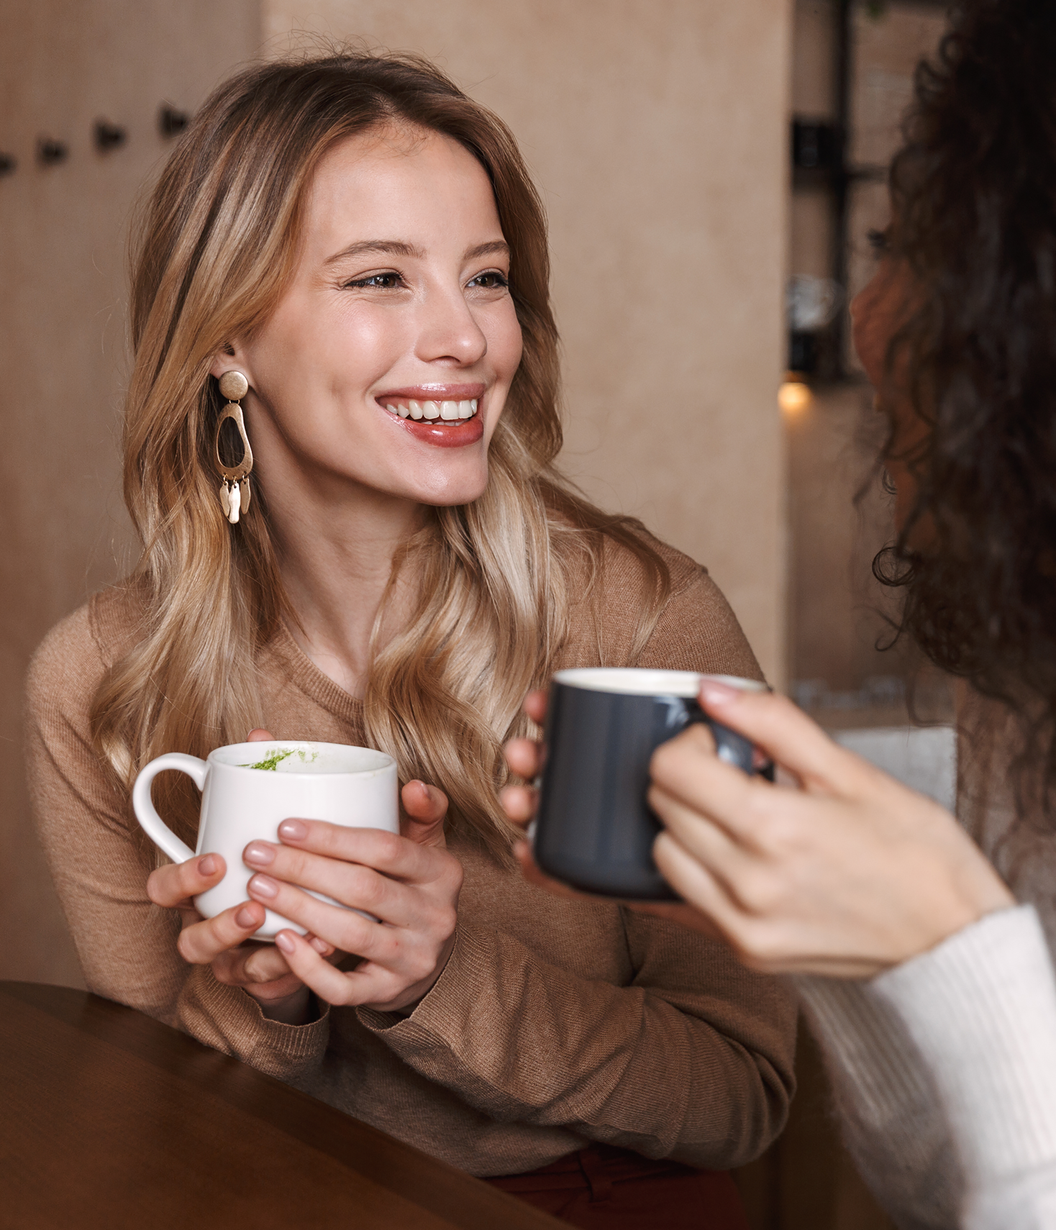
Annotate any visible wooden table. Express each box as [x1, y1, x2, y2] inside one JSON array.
[[0, 981, 561, 1229]]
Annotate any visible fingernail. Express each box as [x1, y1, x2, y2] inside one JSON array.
[[278, 819, 307, 841], [699, 678, 739, 706], [310, 936, 329, 954], [248, 873, 278, 899], [275, 931, 296, 953], [236, 906, 258, 928], [198, 854, 219, 876], [243, 841, 274, 866]]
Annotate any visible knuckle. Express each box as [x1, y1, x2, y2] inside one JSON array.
[[288, 819, 330, 854], [744, 804, 781, 845], [211, 959, 239, 986], [347, 865, 385, 909], [720, 916, 773, 965], [273, 845, 310, 881], [737, 869, 781, 914], [368, 977, 402, 1010], [241, 954, 278, 987], [768, 814, 808, 855], [176, 930, 201, 964], [433, 905, 458, 940], [744, 789, 785, 836], [438, 853, 463, 889], [331, 983, 357, 1007], [404, 947, 437, 983], [373, 830, 403, 864], [146, 869, 166, 906], [735, 922, 786, 968], [148, 864, 185, 907], [359, 878, 387, 913]]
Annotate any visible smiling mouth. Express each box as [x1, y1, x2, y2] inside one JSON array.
[[379, 397, 479, 422]]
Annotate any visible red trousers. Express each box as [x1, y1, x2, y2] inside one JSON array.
[[486, 1144, 750, 1230]]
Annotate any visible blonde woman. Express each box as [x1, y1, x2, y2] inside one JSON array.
[[25, 52, 794, 1229]]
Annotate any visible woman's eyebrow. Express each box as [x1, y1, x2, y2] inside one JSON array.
[[465, 241, 510, 260], [324, 240, 424, 265]]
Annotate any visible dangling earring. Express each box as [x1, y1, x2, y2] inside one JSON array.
[[215, 370, 253, 524]]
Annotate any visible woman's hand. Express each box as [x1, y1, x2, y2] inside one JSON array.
[[501, 691, 582, 898], [146, 845, 325, 1024], [500, 692, 724, 935], [146, 730, 331, 1025], [648, 679, 1016, 977], [147, 728, 454, 1022], [239, 778, 462, 1014]]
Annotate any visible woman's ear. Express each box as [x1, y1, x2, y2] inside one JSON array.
[[208, 343, 253, 384]]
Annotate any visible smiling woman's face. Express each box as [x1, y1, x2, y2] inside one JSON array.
[[215, 125, 524, 511]]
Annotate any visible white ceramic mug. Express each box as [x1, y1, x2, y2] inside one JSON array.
[[132, 740, 399, 940]]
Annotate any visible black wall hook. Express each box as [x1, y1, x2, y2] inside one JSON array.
[[38, 138, 68, 166], [94, 120, 127, 152], [0, 154, 15, 176], [159, 104, 189, 138]]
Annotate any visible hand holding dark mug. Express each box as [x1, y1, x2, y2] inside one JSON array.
[[529, 669, 771, 900]]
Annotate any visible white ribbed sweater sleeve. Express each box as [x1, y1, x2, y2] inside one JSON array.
[[796, 905, 1056, 1230]]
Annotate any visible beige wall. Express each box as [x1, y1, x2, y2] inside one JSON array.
[[265, 0, 793, 685], [0, 0, 260, 986]]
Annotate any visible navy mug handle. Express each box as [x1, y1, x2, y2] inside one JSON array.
[[680, 704, 774, 780]]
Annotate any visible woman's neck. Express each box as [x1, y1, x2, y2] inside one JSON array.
[[266, 473, 426, 699]]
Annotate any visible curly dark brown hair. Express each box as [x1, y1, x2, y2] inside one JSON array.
[[876, 0, 1056, 822]]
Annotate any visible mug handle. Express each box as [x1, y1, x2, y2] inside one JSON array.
[[131, 753, 207, 865], [684, 709, 773, 778]]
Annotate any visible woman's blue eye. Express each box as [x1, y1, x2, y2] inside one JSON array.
[[468, 271, 509, 289], [867, 228, 891, 255]]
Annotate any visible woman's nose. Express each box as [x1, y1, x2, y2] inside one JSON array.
[[414, 285, 488, 367]]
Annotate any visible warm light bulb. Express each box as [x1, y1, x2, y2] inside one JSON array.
[[778, 379, 812, 415]]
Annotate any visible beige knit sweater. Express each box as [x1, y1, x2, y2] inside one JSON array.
[[25, 537, 797, 1178]]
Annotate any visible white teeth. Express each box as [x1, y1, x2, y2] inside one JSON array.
[[383, 397, 479, 422]]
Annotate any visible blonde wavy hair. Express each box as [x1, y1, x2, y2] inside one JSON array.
[[91, 50, 670, 856]]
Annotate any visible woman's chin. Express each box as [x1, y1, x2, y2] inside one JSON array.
[[422, 475, 490, 508]]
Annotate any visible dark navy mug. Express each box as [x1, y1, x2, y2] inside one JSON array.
[[532, 669, 770, 900]]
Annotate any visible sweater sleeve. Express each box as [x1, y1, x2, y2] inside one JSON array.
[[873, 905, 1056, 1230], [796, 906, 1056, 1230], [794, 976, 963, 1230], [357, 909, 797, 1169], [24, 603, 329, 1082]]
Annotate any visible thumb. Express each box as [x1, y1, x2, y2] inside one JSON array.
[[400, 780, 450, 848]]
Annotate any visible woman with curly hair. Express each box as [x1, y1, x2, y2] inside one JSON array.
[[24, 48, 796, 1230], [505, 1, 1056, 1225]]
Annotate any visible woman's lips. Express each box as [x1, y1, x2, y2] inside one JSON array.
[[375, 390, 485, 448], [390, 416, 485, 447]]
